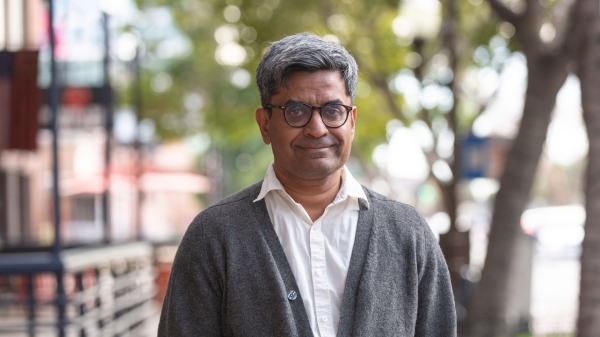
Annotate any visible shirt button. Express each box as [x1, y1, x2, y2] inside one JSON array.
[[321, 316, 328, 322], [316, 270, 323, 276], [287, 290, 297, 301]]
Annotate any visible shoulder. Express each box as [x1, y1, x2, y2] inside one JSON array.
[[183, 181, 263, 238], [362, 186, 438, 248], [208, 181, 263, 210], [199, 181, 262, 218], [363, 186, 428, 225]]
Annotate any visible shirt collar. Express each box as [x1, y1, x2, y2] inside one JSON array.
[[254, 162, 370, 209]]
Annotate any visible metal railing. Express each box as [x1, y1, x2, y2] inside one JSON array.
[[0, 242, 158, 336]]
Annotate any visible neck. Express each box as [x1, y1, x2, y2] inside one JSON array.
[[273, 165, 343, 222]]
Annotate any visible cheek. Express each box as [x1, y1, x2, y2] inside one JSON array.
[[270, 129, 295, 153], [340, 129, 354, 147]]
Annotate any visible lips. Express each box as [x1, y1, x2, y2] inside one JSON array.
[[296, 145, 334, 154], [295, 140, 336, 149], [293, 138, 338, 154], [299, 145, 332, 150]]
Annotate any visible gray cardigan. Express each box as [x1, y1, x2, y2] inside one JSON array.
[[158, 182, 456, 336]]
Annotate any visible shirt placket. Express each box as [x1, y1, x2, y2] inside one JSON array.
[[310, 218, 335, 337]]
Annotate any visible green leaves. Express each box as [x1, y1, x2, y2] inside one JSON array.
[[127, 0, 507, 193]]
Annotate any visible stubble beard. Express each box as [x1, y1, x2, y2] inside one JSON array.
[[284, 146, 347, 181]]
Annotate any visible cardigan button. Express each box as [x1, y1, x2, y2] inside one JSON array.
[[287, 290, 298, 301]]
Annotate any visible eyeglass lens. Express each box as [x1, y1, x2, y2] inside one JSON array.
[[285, 103, 348, 127]]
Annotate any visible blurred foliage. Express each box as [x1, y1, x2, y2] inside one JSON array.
[[124, 0, 510, 194]]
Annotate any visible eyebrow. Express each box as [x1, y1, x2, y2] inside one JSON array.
[[284, 98, 346, 106]]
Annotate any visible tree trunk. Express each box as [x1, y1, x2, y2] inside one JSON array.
[[576, 0, 600, 334], [467, 55, 569, 336], [438, 0, 470, 295]]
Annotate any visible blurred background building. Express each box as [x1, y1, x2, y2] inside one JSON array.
[[0, 0, 209, 335]]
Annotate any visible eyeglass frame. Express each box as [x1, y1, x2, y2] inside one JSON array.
[[263, 102, 353, 128]]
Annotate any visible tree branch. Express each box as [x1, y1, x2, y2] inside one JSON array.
[[544, 0, 579, 55], [416, 107, 433, 130], [463, 81, 502, 132], [367, 72, 409, 125], [335, 4, 408, 125], [561, 0, 587, 58], [513, 0, 544, 56], [486, 0, 522, 26], [354, 48, 408, 124]]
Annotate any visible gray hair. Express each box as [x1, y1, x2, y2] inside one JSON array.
[[256, 32, 358, 107]]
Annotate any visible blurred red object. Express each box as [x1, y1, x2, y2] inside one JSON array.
[[155, 262, 172, 303], [155, 245, 178, 303], [0, 50, 41, 151], [61, 87, 92, 108]]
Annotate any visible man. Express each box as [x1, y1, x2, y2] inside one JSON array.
[[158, 33, 456, 336]]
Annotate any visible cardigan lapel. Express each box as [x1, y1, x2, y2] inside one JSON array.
[[249, 185, 314, 337], [247, 182, 375, 337], [336, 187, 375, 336]]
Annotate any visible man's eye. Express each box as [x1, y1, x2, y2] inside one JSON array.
[[287, 106, 307, 116], [322, 105, 344, 117]]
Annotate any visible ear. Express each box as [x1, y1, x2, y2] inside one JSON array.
[[349, 106, 357, 139], [256, 108, 271, 145]]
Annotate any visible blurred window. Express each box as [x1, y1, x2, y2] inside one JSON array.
[[71, 195, 95, 222], [0, 171, 30, 247]]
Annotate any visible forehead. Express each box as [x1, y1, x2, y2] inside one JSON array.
[[273, 70, 349, 104]]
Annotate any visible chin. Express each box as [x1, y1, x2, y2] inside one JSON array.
[[295, 161, 343, 179]]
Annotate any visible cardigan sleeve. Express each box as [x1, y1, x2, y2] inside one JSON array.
[[158, 213, 224, 336], [414, 215, 457, 336]]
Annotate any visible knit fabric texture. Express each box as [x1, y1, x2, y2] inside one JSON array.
[[158, 181, 457, 336]]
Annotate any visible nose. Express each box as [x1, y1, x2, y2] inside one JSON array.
[[303, 107, 329, 138]]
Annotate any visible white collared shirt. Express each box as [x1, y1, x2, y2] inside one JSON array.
[[254, 163, 369, 337]]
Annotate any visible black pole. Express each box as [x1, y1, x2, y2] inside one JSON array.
[[47, 3, 66, 336], [47, 0, 61, 255], [413, 37, 425, 82], [55, 269, 66, 337], [75, 273, 85, 337], [101, 12, 112, 244], [27, 275, 35, 337], [133, 45, 144, 241]]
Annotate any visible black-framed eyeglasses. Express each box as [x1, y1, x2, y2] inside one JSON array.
[[264, 102, 353, 128]]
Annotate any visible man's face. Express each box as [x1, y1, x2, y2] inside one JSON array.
[[256, 70, 356, 181]]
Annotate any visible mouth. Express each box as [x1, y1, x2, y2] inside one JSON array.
[[297, 144, 333, 151], [295, 144, 334, 158], [293, 138, 338, 156], [299, 145, 331, 149]]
